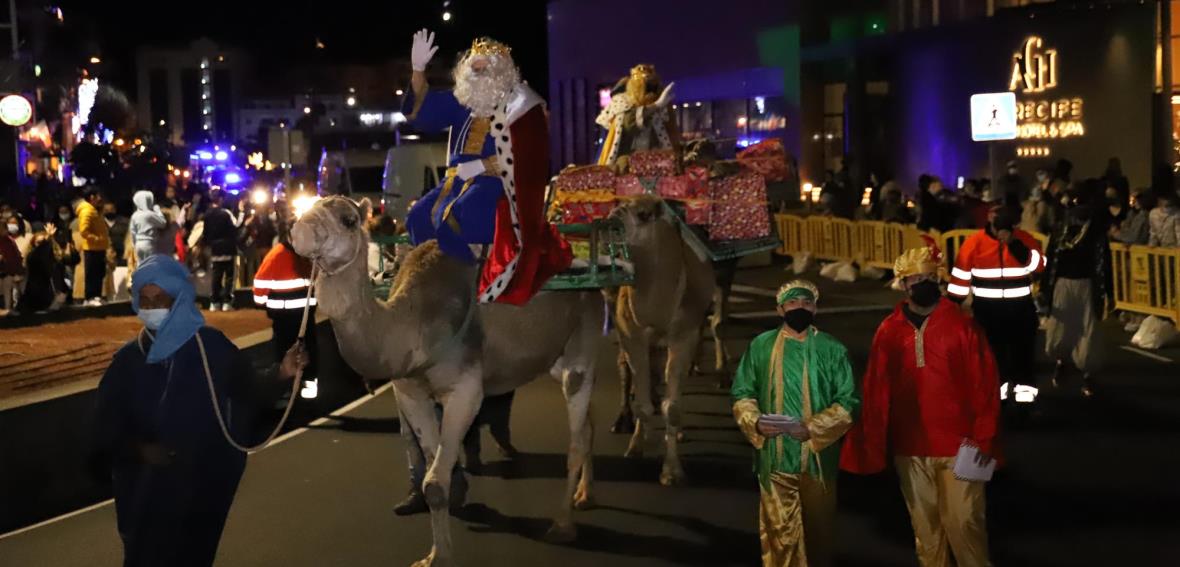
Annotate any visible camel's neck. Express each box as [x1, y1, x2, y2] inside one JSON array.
[[629, 222, 687, 300]]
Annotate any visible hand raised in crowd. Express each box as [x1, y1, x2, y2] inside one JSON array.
[[278, 341, 310, 381]]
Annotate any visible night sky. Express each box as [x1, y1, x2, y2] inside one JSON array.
[[50, 0, 551, 96]]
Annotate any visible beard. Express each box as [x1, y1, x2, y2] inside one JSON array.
[[454, 55, 519, 117]]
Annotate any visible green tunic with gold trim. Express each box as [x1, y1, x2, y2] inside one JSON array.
[[731, 326, 860, 489]]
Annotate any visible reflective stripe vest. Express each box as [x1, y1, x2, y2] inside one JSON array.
[[252, 243, 316, 310], [948, 229, 1045, 300]]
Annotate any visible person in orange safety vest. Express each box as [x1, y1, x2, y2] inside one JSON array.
[[253, 213, 319, 400], [947, 205, 1046, 405]]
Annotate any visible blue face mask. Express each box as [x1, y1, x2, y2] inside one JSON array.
[[138, 308, 170, 330]]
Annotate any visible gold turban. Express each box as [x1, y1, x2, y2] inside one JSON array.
[[893, 235, 946, 279]]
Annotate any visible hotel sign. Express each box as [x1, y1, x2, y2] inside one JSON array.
[[1008, 36, 1084, 140]]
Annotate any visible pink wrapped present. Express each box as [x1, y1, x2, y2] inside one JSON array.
[[708, 171, 770, 240], [657, 175, 690, 200], [628, 149, 677, 177], [615, 175, 646, 197], [559, 201, 615, 224], [555, 164, 616, 192]]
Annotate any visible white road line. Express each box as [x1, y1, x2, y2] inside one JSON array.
[[1119, 346, 1175, 363], [730, 284, 777, 298], [0, 382, 394, 540]]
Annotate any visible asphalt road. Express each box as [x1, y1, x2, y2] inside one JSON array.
[[1, 263, 1178, 566]]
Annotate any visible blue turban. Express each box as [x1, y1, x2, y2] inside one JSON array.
[[131, 255, 206, 363]]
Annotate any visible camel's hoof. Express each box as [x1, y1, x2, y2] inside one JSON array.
[[659, 467, 687, 487], [573, 492, 596, 511], [544, 521, 578, 544], [411, 550, 453, 567], [610, 414, 635, 434]]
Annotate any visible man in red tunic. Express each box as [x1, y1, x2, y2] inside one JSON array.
[[841, 240, 1000, 567]]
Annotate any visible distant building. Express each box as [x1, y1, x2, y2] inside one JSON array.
[[135, 38, 252, 145]]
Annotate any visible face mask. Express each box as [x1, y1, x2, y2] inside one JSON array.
[[138, 308, 170, 331], [104, 213, 116, 220], [59, 213, 70, 221], [908, 280, 942, 308], [6, 224, 17, 234], [782, 308, 815, 333]]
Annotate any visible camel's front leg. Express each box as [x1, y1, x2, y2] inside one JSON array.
[[622, 334, 655, 459], [545, 366, 595, 543], [711, 284, 732, 382], [393, 379, 448, 566], [660, 331, 698, 487], [611, 347, 635, 434]]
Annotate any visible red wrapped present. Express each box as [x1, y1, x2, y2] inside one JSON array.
[[555, 164, 616, 192], [628, 149, 677, 177], [657, 175, 690, 200], [708, 171, 770, 240], [736, 139, 788, 182], [558, 201, 615, 224], [615, 175, 646, 198], [684, 198, 710, 225]]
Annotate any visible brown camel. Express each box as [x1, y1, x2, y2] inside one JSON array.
[[292, 197, 602, 566], [609, 195, 716, 486]]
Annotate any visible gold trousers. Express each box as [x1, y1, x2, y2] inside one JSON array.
[[894, 457, 992, 567], [759, 472, 836, 567]]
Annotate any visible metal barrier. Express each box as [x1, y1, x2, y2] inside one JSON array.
[[1110, 243, 1180, 323]]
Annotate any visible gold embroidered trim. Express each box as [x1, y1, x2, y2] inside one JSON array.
[[463, 117, 491, 155], [914, 316, 929, 368]]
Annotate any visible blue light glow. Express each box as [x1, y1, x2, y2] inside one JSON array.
[[215, 151, 228, 161], [198, 151, 213, 160], [225, 172, 242, 184]]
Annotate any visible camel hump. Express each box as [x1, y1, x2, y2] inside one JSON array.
[[390, 239, 477, 302]]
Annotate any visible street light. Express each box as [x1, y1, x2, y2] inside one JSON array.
[[346, 96, 356, 107], [442, 11, 452, 21], [395, 89, 404, 96], [303, 106, 311, 114], [89, 56, 101, 64]]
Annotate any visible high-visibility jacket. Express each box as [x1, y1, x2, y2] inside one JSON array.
[[948, 229, 1045, 300], [253, 243, 316, 310]]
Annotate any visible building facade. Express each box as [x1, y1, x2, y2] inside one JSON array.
[[135, 38, 251, 145]]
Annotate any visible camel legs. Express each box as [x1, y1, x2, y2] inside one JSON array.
[[660, 330, 698, 487], [546, 367, 596, 543], [396, 367, 483, 567], [611, 347, 635, 434], [623, 334, 655, 459], [710, 284, 732, 388]]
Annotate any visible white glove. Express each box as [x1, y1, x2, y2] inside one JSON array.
[[411, 29, 438, 72], [456, 159, 486, 181], [653, 82, 675, 109]]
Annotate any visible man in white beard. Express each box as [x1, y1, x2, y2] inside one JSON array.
[[403, 29, 571, 306]]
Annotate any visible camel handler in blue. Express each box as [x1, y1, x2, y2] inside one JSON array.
[[92, 255, 308, 567], [731, 279, 859, 567]]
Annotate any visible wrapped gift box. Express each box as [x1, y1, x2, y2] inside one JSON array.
[[555, 164, 616, 192], [708, 171, 770, 240], [736, 139, 788, 182], [656, 175, 689, 200], [558, 201, 615, 225], [628, 149, 677, 177]]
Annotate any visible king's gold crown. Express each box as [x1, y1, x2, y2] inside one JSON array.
[[470, 37, 511, 57]]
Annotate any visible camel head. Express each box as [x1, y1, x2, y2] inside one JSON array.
[[291, 196, 372, 276], [610, 194, 670, 245]]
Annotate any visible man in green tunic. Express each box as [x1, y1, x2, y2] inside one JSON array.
[[731, 279, 859, 567]]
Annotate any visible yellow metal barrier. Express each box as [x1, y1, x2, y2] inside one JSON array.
[[775, 214, 806, 257], [1110, 243, 1180, 323]]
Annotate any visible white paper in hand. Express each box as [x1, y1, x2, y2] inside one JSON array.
[[953, 441, 995, 482], [760, 414, 800, 426]]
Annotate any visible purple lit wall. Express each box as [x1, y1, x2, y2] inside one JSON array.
[[887, 5, 1154, 190]]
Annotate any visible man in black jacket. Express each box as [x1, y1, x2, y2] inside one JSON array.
[[201, 190, 240, 311]]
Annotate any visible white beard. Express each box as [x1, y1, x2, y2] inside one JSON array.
[[454, 57, 519, 117]]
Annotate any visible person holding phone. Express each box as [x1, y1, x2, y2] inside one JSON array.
[[731, 279, 859, 567], [842, 241, 1001, 567]]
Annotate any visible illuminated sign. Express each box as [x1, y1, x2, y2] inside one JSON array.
[[0, 94, 32, 127], [1007, 36, 1083, 140], [970, 92, 1018, 141], [1009, 36, 1057, 93]]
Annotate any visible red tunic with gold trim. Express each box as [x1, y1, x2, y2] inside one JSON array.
[[840, 298, 1002, 474]]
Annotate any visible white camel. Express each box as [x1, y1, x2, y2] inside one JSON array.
[[292, 197, 602, 566]]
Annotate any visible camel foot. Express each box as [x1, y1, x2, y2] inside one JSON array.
[[573, 489, 595, 511], [610, 413, 635, 434], [659, 465, 687, 487], [544, 521, 578, 544], [411, 549, 453, 567]]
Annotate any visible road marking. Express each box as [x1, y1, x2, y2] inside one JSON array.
[[1120, 346, 1175, 363], [730, 284, 777, 298], [0, 382, 394, 540], [730, 305, 894, 320]]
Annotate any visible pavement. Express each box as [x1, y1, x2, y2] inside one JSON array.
[[1, 261, 1178, 566]]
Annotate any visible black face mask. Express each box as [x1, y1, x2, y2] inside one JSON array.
[[104, 213, 116, 220], [782, 308, 815, 333], [908, 280, 942, 308]]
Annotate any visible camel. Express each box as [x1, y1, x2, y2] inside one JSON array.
[[291, 197, 603, 566], [609, 195, 717, 486]]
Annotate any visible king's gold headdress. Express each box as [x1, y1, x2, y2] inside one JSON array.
[[776, 279, 819, 306], [626, 64, 660, 106], [470, 37, 511, 58], [893, 235, 946, 279]]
